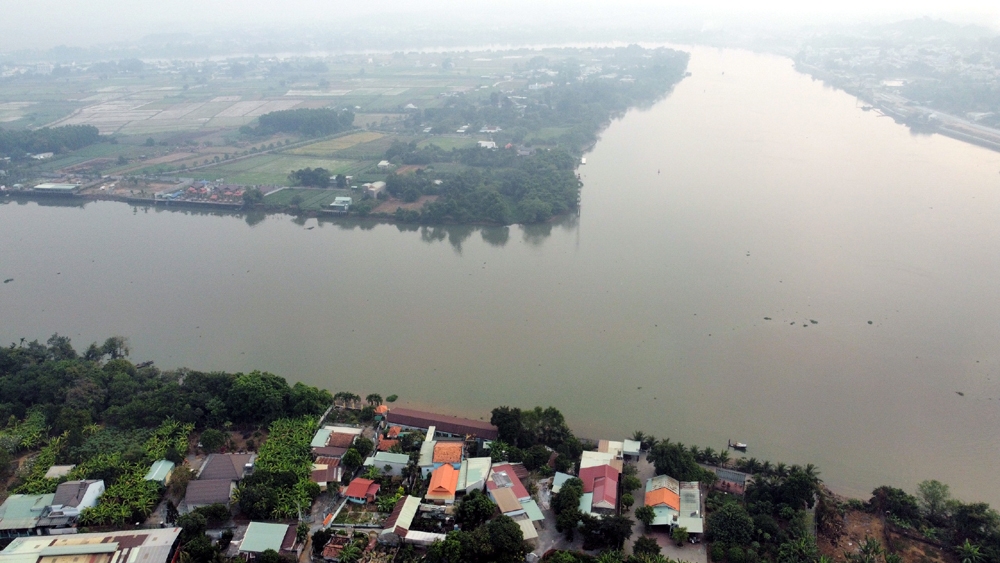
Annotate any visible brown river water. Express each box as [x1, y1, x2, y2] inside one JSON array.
[[3, 47, 1000, 504]]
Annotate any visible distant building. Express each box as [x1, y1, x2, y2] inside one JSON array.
[[363, 452, 409, 477], [377, 160, 391, 171], [310, 457, 342, 491], [330, 196, 352, 211], [185, 480, 235, 510], [379, 496, 420, 545], [386, 408, 498, 441], [311, 425, 362, 457], [457, 457, 492, 494], [478, 141, 497, 149], [31, 183, 79, 194], [363, 181, 386, 199], [425, 465, 459, 505], [578, 464, 620, 516]]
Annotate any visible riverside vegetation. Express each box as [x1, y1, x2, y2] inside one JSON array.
[[0, 334, 993, 563]]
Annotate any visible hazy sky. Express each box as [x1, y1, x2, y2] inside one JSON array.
[[1, 0, 997, 52]]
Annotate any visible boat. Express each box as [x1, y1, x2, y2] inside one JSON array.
[[728, 439, 748, 452], [580, 157, 587, 165]]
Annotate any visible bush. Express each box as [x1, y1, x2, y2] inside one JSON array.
[[711, 543, 728, 562], [200, 429, 226, 453], [728, 546, 746, 563]]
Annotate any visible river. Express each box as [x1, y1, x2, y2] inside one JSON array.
[[3, 46, 1000, 505]]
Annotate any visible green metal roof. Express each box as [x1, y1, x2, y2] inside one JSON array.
[[240, 522, 288, 553], [0, 494, 54, 531], [144, 460, 175, 482], [520, 499, 545, 522]]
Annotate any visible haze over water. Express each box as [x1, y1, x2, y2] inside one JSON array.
[[4, 47, 1000, 504]]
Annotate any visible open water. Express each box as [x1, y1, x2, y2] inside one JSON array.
[[3, 47, 1000, 504]]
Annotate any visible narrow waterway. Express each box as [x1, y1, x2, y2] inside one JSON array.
[[3, 47, 1000, 505]]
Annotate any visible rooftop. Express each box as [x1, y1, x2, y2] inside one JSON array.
[[326, 432, 358, 448], [239, 522, 289, 554], [43, 466, 75, 480], [51, 480, 102, 508], [486, 464, 529, 500], [345, 478, 379, 500], [185, 479, 233, 506], [0, 528, 182, 563], [387, 408, 498, 440], [426, 464, 459, 500], [0, 494, 54, 531], [377, 439, 399, 452], [198, 453, 254, 481], [492, 487, 523, 514], [144, 460, 175, 482], [432, 442, 464, 464], [364, 451, 409, 466]]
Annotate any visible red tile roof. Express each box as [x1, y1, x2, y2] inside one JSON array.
[[377, 439, 399, 452], [579, 464, 620, 510], [386, 408, 498, 440], [486, 463, 529, 500], [345, 478, 379, 501], [327, 432, 357, 448]]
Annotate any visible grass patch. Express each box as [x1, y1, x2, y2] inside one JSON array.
[[264, 187, 355, 210], [417, 137, 477, 150], [194, 154, 357, 185], [289, 132, 384, 156]]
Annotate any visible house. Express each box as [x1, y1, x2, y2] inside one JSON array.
[[144, 460, 176, 486], [311, 426, 362, 457], [363, 452, 409, 477], [0, 494, 54, 539], [581, 450, 622, 472], [457, 457, 492, 494], [712, 467, 751, 495], [424, 464, 459, 504], [377, 160, 391, 171], [478, 141, 497, 149], [578, 464, 620, 516], [311, 457, 342, 491], [386, 426, 402, 438], [363, 181, 386, 199], [623, 440, 642, 461], [330, 197, 352, 212], [46, 480, 105, 518], [644, 475, 680, 526], [0, 528, 182, 563], [677, 481, 704, 535], [492, 487, 524, 518], [486, 463, 529, 502], [197, 453, 255, 481], [386, 408, 498, 441], [376, 439, 399, 452], [344, 478, 380, 504], [379, 495, 421, 545], [185, 480, 235, 509], [597, 440, 624, 460], [239, 522, 297, 559]]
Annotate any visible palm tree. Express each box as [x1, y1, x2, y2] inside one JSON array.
[[804, 463, 822, 484], [957, 540, 984, 563], [775, 462, 789, 478], [702, 447, 717, 465], [760, 460, 773, 477], [632, 430, 646, 443], [366, 393, 383, 407], [717, 450, 731, 467], [744, 457, 761, 475], [596, 550, 624, 563]]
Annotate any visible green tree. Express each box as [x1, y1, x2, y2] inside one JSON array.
[[635, 505, 655, 529], [365, 393, 382, 406], [634, 536, 661, 557], [200, 428, 226, 453], [778, 536, 819, 563], [917, 480, 951, 523], [226, 371, 289, 424], [243, 187, 264, 205], [353, 436, 374, 459], [342, 448, 363, 472], [672, 526, 689, 546], [622, 493, 635, 511], [707, 502, 754, 545], [456, 489, 496, 530], [649, 440, 705, 481], [484, 515, 527, 563], [312, 529, 333, 556]]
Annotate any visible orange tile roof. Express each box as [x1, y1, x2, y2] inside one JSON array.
[[645, 488, 680, 510], [377, 439, 400, 451], [433, 442, 464, 464], [426, 464, 459, 498], [387, 426, 402, 438], [375, 405, 389, 414]]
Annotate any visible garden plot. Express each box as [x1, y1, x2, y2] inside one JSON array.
[[0, 102, 34, 122], [289, 132, 384, 156]]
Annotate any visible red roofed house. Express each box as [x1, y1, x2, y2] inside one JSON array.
[[579, 464, 620, 514], [344, 478, 380, 504], [486, 463, 530, 502]]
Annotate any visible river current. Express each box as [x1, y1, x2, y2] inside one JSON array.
[[3, 47, 1000, 504]]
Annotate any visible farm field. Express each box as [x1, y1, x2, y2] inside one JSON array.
[[417, 136, 478, 150], [192, 155, 359, 185], [288, 132, 384, 156]]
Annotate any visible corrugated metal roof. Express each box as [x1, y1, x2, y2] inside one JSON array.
[[0, 494, 54, 531], [144, 460, 175, 482], [552, 472, 573, 494], [677, 516, 704, 534], [387, 408, 498, 440], [239, 522, 289, 553], [516, 518, 538, 541], [520, 499, 545, 522], [492, 487, 523, 514]]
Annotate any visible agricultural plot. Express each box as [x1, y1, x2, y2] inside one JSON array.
[[194, 154, 357, 186], [289, 132, 384, 156], [417, 137, 478, 151]]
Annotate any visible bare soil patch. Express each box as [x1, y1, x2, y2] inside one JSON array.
[[373, 195, 438, 214]]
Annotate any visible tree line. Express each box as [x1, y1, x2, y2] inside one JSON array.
[[240, 108, 355, 137], [0, 125, 102, 157]]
